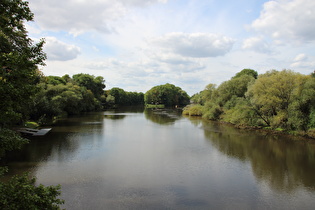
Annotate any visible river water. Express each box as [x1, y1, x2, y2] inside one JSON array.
[[3, 108, 315, 209]]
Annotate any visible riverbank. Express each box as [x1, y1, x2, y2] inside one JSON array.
[[183, 105, 315, 140]]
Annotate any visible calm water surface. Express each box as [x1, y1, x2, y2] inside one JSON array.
[[4, 108, 315, 209]]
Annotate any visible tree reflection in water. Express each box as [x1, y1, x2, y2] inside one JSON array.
[[199, 119, 315, 192]]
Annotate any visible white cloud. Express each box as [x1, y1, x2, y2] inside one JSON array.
[[85, 59, 123, 70], [44, 37, 81, 61], [290, 53, 315, 68], [293, 53, 307, 62], [250, 0, 315, 43], [242, 36, 271, 53], [150, 32, 235, 58], [119, 0, 167, 6], [150, 53, 206, 72], [28, 0, 168, 35]]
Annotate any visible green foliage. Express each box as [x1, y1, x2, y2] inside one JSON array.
[[307, 128, 315, 138], [72, 73, 105, 99], [106, 95, 115, 106], [203, 101, 222, 120], [308, 108, 315, 129], [0, 128, 29, 158], [146, 104, 165, 109], [246, 70, 314, 130], [0, 0, 46, 127], [222, 97, 260, 126], [30, 74, 107, 122], [232, 68, 258, 79], [182, 104, 203, 116], [144, 83, 190, 107], [108, 88, 144, 106], [191, 68, 315, 134], [0, 173, 64, 209], [25, 121, 39, 128], [216, 74, 255, 106], [46, 76, 66, 85], [109, 87, 127, 105], [0, 1, 64, 209], [198, 72, 255, 122], [191, 83, 216, 105]]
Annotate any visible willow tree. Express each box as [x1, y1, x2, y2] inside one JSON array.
[[246, 69, 315, 130]]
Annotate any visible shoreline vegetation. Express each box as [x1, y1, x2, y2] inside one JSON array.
[[183, 69, 315, 140], [183, 105, 315, 140]]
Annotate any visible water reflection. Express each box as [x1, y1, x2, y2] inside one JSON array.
[[197, 119, 315, 192], [2, 109, 315, 209], [104, 114, 126, 120], [4, 112, 105, 178], [144, 108, 182, 125]]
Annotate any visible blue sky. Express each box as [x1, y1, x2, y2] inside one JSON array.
[[26, 0, 315, 95]]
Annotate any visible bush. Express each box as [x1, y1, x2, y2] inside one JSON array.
[[307, 128, 315, 138], [203, 102, 222, 120], [182, 105, 203, 116], [0, 173, 64, 209]]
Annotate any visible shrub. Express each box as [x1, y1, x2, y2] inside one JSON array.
[[182, 105, 203, 116], [0, 173, 64, 209]]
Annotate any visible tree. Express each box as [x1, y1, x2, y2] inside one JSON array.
[[72, 73, 105, 99], [0, 0, 46, 127], [109, 87, 127, 105], [0, 0, 46, 157], [246, 69, 310, 129], [215, 74, 255, 107], [0, 1, 64, 208], [232, 68, 258, 79], [144, 83, 190, 107], [0, 173, 64, 209], [46, 76, 66, 85]]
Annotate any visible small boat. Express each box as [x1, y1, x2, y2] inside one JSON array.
[[17, 128, 52, 136]]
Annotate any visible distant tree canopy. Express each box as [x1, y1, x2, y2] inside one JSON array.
[[29, 74, 106, 124], [232, 68, 258, 79], [144, 83, 190, 107], [185, 69, 315, 137], [108, 87, 144, 106], [72, 73, 105, 99]]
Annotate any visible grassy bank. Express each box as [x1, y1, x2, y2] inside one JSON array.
[[146, 104, 165, 108]]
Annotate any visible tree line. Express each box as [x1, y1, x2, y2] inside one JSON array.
[[184, 69, 315, 138], [28, 74, 144, 124]]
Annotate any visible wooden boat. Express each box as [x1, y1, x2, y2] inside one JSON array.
[[17, 128, 52, 136]]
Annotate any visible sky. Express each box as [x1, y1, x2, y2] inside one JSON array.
[[26, 0, 315, 95]]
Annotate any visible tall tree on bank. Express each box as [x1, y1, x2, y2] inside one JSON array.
[[0, 0, 46, 127], [0, 1, 64, 208]]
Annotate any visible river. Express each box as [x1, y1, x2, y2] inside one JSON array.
[[3, 107, 315, 209]]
